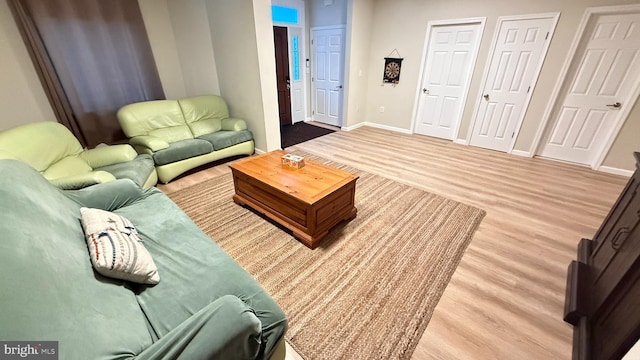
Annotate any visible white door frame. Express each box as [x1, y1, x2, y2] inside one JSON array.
[[531, 4, 640, 170], [310, 25, 346, 126], [410, 17, 486, 139], [466, 12, 560, 152], [271, 0, 307, 124]]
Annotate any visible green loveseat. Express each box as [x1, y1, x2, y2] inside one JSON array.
[[0, 121, 157, 189], [117, 95, 254, 183], [0, 159, 287, 359]]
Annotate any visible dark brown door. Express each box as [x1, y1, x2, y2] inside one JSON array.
[[273, 26, 292, 126], [564, 153, 640, 360]]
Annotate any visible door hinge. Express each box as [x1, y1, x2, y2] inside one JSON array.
[[312, 110, 315, 115], [527, 86, 531, 93], [311, 39, 314, 44], [512, 132, 515, 138], [545, 32, 549, 40], [311, 77, 314, 82]]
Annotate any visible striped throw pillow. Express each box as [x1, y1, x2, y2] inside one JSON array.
[[80, 207, 159, 285]]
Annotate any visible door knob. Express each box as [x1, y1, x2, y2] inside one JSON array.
[[423, 88, 430, 94], [483, 94, 489, 100], [336, 85, 343, 89], [606, 102, 621, 109]]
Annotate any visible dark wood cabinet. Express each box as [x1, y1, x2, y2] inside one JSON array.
[[564, 152, 640, 360]]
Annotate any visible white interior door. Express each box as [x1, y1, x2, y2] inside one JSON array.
[[415, 22, 483, 140], [288, 26, 305, 123], [312, 27, 345, 127], [539, 13, 640, 165], [470, 16, 555, 152]]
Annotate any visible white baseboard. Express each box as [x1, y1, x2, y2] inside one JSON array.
[[598, 165, 633, 177], [254, 148, 266, 154], [453, 138, 468, 145], [511, 149, 531, 157], [360, 122, 412, 134], [341, 122, 366, 132]]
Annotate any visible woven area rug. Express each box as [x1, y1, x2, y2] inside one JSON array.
[[167, 153, 485, 360]]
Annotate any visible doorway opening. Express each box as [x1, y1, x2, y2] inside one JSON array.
[[271, 1, 309, 148], [274, 26, 293, 126]]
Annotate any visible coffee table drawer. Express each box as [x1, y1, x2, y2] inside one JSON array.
[[234, 172, 308, 227], [315, 181, 356, 229]]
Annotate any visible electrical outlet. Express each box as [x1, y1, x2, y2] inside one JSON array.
[[379, 106, 385, 113]]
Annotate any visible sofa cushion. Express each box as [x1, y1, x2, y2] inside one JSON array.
[[48, 171, 116, 190], [152, 139, 213, 166], [118, 100, 193, 143], [95, 154, 155, 187], [189, 118, 222, 138], [79, 144, 138, 169], [197, 130, 254, 151], [114, 190, 288, 357], [81, 207, 160, 285], [0, 122, 83, 172], [180, 95, 229, 137], [0, 160, 154, 358], [42, 155, 93, 180], [117, 100, 186, 137], [148, 125, 193, 143]]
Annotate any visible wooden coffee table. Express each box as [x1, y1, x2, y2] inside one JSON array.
[[229, 150, 358, 249]]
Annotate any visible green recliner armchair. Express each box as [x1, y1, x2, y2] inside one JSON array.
[[0, 121, 157, 189], [117, 95, 255, 183]]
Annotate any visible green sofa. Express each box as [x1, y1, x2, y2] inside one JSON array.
[[117, 95, 255, 184], [0, 159, 287, 359], [0, 121, 157, 189]]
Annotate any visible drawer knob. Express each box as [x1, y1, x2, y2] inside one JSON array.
[[611, 227, 630, 251]]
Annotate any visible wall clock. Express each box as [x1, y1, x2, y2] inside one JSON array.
[[383, 57, 403, 84]]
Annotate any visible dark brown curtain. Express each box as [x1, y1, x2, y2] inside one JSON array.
[[9, 0, 165, 147]]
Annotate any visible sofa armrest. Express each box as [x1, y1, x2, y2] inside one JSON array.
[[64, 178, 149, 211], [221, 118, 248, 131], [130, 136, 170, 152], [134, 295, 263, 360], [80, 144, 137, 169], [48, 171, 116, 190]]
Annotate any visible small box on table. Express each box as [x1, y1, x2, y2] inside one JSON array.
[[281, 154, 305, 169]]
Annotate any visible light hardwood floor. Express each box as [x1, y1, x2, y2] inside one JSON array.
[[158, 126, 629, 359]]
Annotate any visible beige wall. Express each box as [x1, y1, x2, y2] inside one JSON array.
[[206, 0, 280, 152], [343, 0, 375, 128], [310, 0, 349, 27], [139, 0, 187, 99], [0, 0, 55, 131], [139, 0, 220, 99], [254, 0, 282, 151], [359, 0, 640, 171], [166, 0, 221, 97]]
